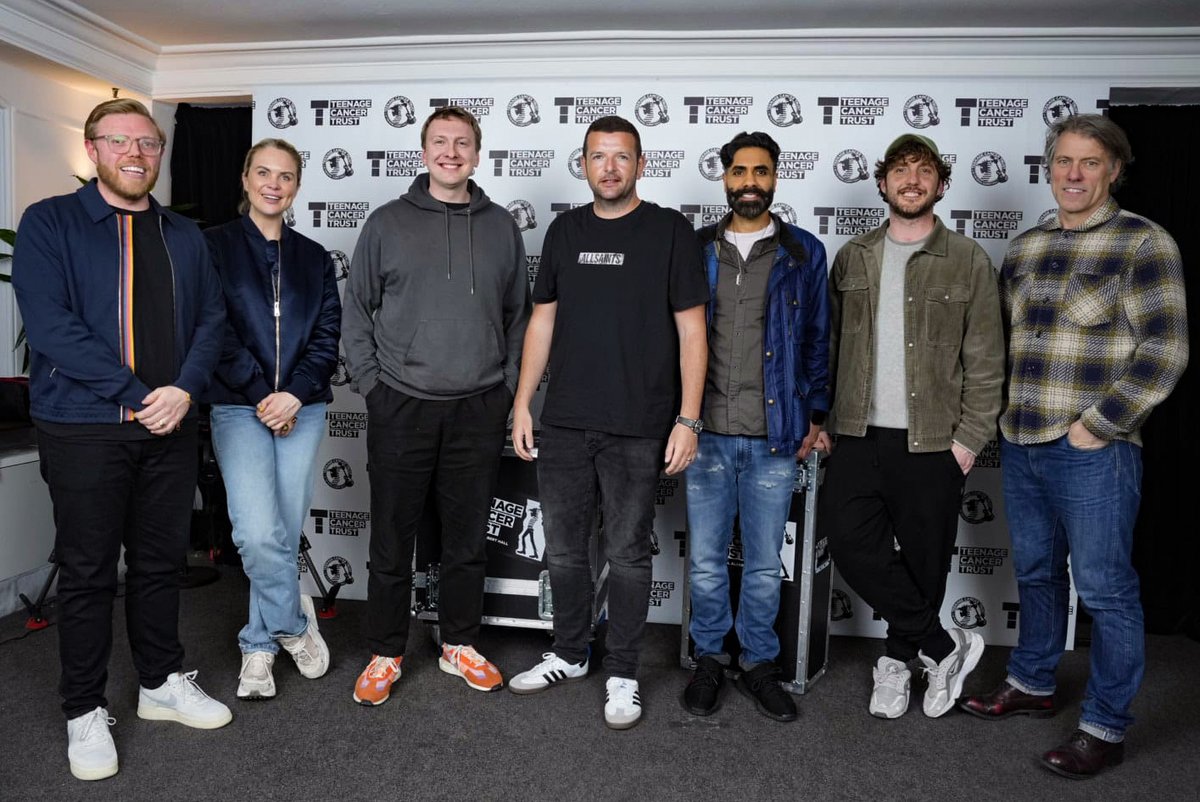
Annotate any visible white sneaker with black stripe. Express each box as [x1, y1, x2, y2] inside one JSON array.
[[508, 652, 588, 695], [604, 677, 642, 729]]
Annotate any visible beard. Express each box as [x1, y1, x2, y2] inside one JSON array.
[[886, 188, 939, 220], [96, 159, 158, 205], [727, 185, 774, 220]]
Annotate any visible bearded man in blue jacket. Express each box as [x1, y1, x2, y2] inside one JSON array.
[[13, 98, 229, 782], [681, 131, 831, 722]]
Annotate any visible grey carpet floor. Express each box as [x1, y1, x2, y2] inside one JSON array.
[[1, 563, 1197, 801]]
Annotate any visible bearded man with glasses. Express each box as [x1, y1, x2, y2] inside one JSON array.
[[12, 98, 229, 782]]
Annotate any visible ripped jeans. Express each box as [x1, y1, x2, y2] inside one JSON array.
[[685, 432, 796, 665]]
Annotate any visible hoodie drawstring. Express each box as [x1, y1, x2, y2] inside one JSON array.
[[441, 201, 476, 296], [467, 208, 475, 296]]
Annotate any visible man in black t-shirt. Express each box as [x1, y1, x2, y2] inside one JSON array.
[[508, 116, 708, 730]]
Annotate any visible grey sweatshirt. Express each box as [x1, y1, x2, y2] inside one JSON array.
[[341, 174, 531, 400]]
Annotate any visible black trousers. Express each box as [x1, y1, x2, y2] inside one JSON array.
[[822, 427, 966, 662], [536, 424, 665, 679], [363, 382, 508, 656], [37, 427, 196, 718]]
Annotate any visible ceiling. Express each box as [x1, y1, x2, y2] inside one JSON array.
[[49, 0, 1200, 49]]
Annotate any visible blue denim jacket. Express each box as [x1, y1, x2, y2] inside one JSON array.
[[698, 214, 831, 455]]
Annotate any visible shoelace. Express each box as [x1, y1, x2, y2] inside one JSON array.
[[875, 666, 909, 691], [922, 657, 956, 690], [78, 709, 116, 744], [289, 635, 317, 664], [608, 679, 638, 704], [366, 656, 399, 678], [451, 645, 485, 667], [690, 663, 722, 690], [532, 652, 563, 674], [176, 670, 215, 702], [240, 653, 270, 680]]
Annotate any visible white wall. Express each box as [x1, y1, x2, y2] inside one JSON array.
[[0, 55, 155, 375]]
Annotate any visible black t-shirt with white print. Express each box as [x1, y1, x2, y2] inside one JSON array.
[[532, 201, 708, 439]]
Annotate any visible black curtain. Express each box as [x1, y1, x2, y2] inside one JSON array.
[[169, 103, 253, 229], [1107, 105, 1200, 639]]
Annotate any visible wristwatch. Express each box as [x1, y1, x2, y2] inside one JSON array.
[[675, 415, 704, 434]]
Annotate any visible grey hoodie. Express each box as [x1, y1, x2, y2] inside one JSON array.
[[341, 174, 531, 400]]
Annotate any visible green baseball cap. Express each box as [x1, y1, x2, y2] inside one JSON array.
[[884, 133, 940, 161]]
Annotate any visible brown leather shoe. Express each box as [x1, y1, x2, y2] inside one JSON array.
[[1041, 730, 1125, 779], [958, 680, 1056, 719]]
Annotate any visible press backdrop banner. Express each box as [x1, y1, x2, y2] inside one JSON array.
[[263, 78, 1106, 646]]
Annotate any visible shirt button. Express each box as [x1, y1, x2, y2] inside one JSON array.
[[907, 342, 914, 348], [913, 441, 919, 446], [767, 398, 775, 405], [1035, 332, 1042, 338], [765, 351, 772, 358], [770, 447, 778, 454], [908, 297, 914, 302], [910, 392, 916, 398]]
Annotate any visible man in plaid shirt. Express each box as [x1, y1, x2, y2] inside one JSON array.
[[961, 114, 1189, 780]]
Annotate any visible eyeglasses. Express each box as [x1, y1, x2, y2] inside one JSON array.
[[90, 134, 165, 156]]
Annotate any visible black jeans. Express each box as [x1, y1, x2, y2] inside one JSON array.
[[822, 427, 966, 662], [37, 427, 196, 719], [537, 424, 664, 679], [364, 382, 508, 655]]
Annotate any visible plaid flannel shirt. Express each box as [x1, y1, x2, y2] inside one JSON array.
[[999, 198, 1189, 446]]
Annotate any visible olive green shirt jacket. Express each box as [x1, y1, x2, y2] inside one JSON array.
[[827, 217, 1004, 454]]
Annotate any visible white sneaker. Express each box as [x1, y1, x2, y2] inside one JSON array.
[[277, 595, 330, 679], [869, 656, 912, 719], [66, 707, 117, 781], [604, 677, 642, 730], [138, 671, 233, 729], [237, 651, 276, 700], [918, 628, 985, 718], [508, 652, 588, 695]]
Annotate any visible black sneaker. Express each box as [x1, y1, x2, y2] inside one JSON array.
[[681, 655, 725, 715], [736, 663, 798, 722]]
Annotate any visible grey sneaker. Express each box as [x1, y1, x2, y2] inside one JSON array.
[[138, 671, 233, 729], [509, 652, 588, 695], [237, 651, 276, 700], [604, 677, 642, 730], [278, 595, 330, 679], [66, 707, 117, 781], [918, 628, 985, 718], [869, 656, 911, 719]]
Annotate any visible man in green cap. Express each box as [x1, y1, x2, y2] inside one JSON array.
[[815, 133, 1005, 720]]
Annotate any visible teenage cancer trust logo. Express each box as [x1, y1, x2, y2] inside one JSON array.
[[634, 94, 670, 126], [767, 94, 803, 127], [322, 149, 353, 180], [903, 94, 940, 129], [267, 98, 298, 129]]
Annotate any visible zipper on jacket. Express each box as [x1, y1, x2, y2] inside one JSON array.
[[159, 216, 179, 381], [272, 259, 282, 391]]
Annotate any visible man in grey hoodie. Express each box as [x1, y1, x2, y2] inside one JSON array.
[[342, 106, 531, 705]]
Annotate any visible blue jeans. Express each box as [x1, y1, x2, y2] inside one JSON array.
[[537, 424, 665, 679], [211, 403, 326, 654], [686, 432, 795, 666], [1001, 434, 1144, 742]]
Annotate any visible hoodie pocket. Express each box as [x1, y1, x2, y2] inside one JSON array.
[[403, 318, 503, 395]]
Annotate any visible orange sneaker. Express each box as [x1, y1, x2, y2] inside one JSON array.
[[352, 655, 402, 706], [439, 644, 504, 692]]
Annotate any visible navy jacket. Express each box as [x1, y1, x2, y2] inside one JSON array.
[[698, 214, 832, 454], [202, 215, 340, 406], [12, 180, 224, 424]]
